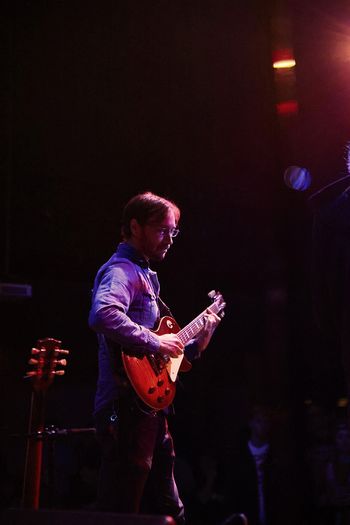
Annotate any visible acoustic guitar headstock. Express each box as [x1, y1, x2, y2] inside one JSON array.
[[25, 337, 69, 392]]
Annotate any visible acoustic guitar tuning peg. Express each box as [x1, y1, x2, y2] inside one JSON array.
[[25, 371, 37, 378], [53, 370, 65, 376], [55, 359, 67, 366], [31, 348, 40, 355], [28, 358, 39, 365], [56, 349, 69, 355]]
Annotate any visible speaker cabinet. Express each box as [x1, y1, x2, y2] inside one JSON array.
[[1, 509, 176, 525]]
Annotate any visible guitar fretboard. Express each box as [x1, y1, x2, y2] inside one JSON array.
[[177, 301, 221, 345]]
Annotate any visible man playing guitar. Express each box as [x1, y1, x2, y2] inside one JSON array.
[[89, 191, 222, 525]]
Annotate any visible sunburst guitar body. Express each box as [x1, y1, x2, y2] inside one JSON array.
[[122, 291, 225, 410]]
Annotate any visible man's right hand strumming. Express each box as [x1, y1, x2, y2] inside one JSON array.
[[158, 333, 184, 358]]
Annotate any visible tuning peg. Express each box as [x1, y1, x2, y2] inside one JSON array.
[[55, 349, 69, 355], [53, 370, 65, 376], [208, 290, 216, 299], [55, 359, 67, 366], [25, 371, 37, 378], [31, 347, 40, 355], [28, 358, 39, 365]]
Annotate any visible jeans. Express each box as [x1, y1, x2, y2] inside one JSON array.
[[94, 397, 185, 524]]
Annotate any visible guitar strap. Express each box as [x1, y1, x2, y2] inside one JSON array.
[[157, 296, 180, 416], [157, 295, 175, 319]]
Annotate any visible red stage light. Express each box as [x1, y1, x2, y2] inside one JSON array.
[[276, 100, 299, 115], [272, 48, 296, 69]]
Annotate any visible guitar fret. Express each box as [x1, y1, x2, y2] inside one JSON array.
[[178, 301, 221, 345], [179, 314, 205, 344]]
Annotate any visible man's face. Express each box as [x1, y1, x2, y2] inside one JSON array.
[[134, 209, 178, 261]]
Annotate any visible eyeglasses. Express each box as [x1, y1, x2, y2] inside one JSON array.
[[152, 226, 180, 238]]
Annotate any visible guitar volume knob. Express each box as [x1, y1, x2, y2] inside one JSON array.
[[157, 379, 164, 386], [148, 386, 156, 394]]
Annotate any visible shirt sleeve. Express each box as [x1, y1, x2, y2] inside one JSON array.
[[184, 339, 201, 361], [88, 262, 160, 354]]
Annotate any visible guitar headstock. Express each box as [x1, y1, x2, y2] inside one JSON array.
[[25, 337, 69, 392], [208, 290, 226, 318]]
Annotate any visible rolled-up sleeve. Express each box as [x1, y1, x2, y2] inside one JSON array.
[[89, 262, 160, 354]]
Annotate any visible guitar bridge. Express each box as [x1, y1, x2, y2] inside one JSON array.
[[149, 353, 169, 375]]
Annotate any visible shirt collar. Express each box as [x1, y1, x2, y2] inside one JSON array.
[[248, 440, 270, 456], [116, 242, 150, 269]]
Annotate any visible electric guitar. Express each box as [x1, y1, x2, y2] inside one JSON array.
[[122, 290, 225, 410], [21, 337, 69, 509]]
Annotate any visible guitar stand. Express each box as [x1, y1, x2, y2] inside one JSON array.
[[13, 425, 96, 509], [23, 426, 97, 439]]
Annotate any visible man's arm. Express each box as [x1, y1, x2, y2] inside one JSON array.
[[89, 263, 183, 357], [182, 310, 222, 361], [89, 263, 160, 352], [195, 309, 222, 352]]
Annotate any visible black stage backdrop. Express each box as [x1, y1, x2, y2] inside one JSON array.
[[1, 0, 350, 517]]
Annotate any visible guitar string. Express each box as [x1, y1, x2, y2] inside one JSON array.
[[177, 302, 221, 344]]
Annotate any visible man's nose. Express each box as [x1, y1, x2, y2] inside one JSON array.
[[164, 230, 173, 243]]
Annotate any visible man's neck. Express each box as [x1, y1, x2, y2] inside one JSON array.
[[126, 239, 149, 262]]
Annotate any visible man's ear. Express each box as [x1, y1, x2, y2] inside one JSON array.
[[130, 218, 141, 238]]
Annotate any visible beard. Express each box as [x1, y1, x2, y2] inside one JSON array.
[[148, 244, 170, 261]]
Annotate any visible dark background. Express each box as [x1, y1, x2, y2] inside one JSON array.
[[1, 0, 350, 519]]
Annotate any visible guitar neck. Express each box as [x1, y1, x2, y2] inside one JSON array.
[[177, 301, 221, 346], [22, 390, 46, 509]]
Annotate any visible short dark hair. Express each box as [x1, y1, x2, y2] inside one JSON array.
[[121, 191, 180, 239]]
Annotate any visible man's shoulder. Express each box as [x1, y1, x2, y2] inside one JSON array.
[[110, 254, 137, 266], [102, 255, 140, 278]]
